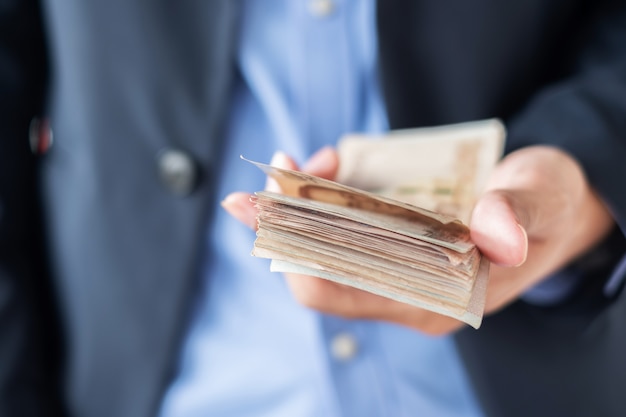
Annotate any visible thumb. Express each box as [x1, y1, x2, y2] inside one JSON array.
[[470, 190, 530, 267]]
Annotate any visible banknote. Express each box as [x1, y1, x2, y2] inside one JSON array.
[[245, 119, 505, 329], [337, 119, 505, 224], [242, 159, 474, 253], [270, 257, 490, 330]]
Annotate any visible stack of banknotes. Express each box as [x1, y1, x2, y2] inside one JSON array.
[[248, 119, 505, 328]]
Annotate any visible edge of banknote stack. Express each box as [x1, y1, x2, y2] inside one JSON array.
[[246, 119, 506, 329]]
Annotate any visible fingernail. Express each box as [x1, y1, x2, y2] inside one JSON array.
[[514, 223, 528, 267], [219, 193, 238, 208]]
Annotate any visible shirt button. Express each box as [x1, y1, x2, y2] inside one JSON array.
[[29, 117, 54, 155], [330, 332, 358, 361], [158, 149, 198, 197], [308, 0, 335, 18]]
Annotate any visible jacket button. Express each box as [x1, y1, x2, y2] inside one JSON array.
[[29, 117, 54, 155], [158, 149, 198, 196]]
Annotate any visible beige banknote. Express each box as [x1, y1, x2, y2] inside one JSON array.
[[337, 119, 505, 224], [244, 119, 505, 329]]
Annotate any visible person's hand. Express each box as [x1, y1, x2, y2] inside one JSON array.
[[222, 145, 615, 335]]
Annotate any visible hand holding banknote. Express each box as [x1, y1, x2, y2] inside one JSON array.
[[222, 142, 614, 335]]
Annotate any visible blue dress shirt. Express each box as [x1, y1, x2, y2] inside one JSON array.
[[159, 1, 484, 416]]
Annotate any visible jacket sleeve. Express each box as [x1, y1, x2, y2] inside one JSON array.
[[0, 0, 65, 415], [507, 0, 626, 235], [456, 7, 626, 415], [506, 0, 626, 306]]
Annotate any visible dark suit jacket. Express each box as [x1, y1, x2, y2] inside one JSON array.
[[2, 1, 626, 416]]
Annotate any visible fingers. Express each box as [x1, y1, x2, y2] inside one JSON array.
[[284, 272, 464, 335], [223, 151, 297, 229], [302, 146, 339, 180], [266, 147, 339, 191], [266, 151, 299, 192], [221, 192, 257, 230], [223, 147, 339, 229]]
